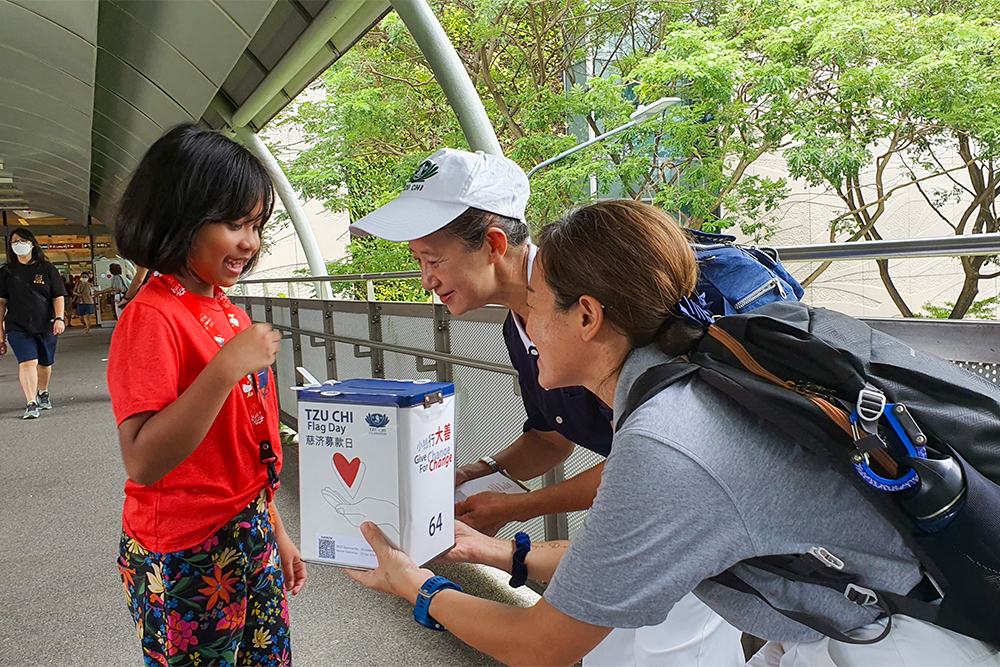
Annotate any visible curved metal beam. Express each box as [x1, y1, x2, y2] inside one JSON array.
[[235, 126, 332, 300], [389, 0, 502, 155], [212, 99, 332, 299]]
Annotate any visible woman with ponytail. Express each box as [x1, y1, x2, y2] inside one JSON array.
[[351, 152, 743, 666], [348, 200, 999, 667]]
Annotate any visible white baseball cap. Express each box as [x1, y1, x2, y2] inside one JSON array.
[[349, 148, 529, 242]]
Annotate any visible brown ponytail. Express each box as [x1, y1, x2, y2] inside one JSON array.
[[537, 200, 702, 356]]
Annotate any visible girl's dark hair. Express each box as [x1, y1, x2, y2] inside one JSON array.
[[109, 263, 122, 275], [442, 207, 529, 251], [6, 228, 47, 265], [537, 199, 703, 357], [114, 123, 274, 276]]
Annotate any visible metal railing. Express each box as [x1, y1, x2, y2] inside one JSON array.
[[233, 290, 1000, 545], [235, 236, 1000, 543], [238, 232, 1000, 299], [238, 271, 423, 301], [231, 293, 558, 542]]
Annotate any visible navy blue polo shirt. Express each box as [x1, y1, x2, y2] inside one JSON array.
[[503, 310, 613, 457]]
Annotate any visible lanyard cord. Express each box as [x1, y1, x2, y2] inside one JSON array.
[[159, 275, 278, 488]]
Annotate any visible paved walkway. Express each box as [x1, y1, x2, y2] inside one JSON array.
[[0, 326, 534, 666]]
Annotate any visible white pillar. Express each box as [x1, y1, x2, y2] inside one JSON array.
[[231, 125, 332, 300]]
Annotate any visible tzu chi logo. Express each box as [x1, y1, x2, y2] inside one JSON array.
[[408, 160, 438, 183], [365, 413, 390, 434], [403, 160, 438, 192]]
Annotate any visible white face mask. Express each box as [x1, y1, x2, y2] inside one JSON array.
[[11, 241, 31, 256], [81, 277, 89, 282]]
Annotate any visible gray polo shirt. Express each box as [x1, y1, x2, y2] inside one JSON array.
[[543, 345, 922, 643]]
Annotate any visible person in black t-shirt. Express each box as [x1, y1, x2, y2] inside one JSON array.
[[0, 229, 67, 419]]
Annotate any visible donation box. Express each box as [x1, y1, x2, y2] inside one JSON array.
[[297, 379, 456, 569]]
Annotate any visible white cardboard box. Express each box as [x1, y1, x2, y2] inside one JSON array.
[[297, 379, 456, 569]]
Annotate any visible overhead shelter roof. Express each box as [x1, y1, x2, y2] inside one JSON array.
[[0, 0, 390, 229]]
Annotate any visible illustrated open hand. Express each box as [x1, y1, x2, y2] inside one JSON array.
[[322, 487, 401, 542]]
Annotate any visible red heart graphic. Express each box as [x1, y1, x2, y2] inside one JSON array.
[[333, 453, 362, 488]]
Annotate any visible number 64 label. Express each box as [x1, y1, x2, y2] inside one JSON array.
[[428, 512, 444, 537]]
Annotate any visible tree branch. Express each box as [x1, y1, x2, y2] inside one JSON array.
[[827, 159, 978, 233], [867, 226, 913, 317]]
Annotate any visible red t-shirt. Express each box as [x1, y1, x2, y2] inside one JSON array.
[[107, 277, 281, 553]]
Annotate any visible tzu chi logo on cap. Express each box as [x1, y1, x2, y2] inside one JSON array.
[[409, 160, 438, 183], [403, 160, 438, 191]]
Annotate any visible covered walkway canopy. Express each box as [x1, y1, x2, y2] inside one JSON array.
[[0, 0, 390, 230]]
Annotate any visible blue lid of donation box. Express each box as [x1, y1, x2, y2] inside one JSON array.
[[296, 378, 455, 408]]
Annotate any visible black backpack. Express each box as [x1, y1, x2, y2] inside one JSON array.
[[618, 300, 1000, 646]]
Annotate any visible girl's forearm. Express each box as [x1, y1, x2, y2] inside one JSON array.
[[122, 358, 238, 485], [270, 502, 292, 544]]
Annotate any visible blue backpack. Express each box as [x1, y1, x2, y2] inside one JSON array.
[[686, 228, 804, 316]]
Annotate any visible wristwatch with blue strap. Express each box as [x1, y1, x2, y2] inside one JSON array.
[[413, 576, 463, 631]]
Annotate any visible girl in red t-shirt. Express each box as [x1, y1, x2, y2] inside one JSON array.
[[107, 124, 306, 666]]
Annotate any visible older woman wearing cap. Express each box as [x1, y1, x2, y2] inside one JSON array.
[[349, 148, 743, 666]]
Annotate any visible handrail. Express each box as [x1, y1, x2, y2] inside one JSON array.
[[240, 233, 1000, 288], [240, 271, 421, 285], [270, 323, 518, 376], [776, 233, 1000, 262]]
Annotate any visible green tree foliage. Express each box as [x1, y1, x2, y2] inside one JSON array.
[[272, 0, 690, 230], [765, 0, 1000, 317], [270, 0, 1000, 316], [919, 295, 998, 319], [323, 237, 427, 301]]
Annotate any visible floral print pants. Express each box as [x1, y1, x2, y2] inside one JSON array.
[[118, 491, 292, 666]]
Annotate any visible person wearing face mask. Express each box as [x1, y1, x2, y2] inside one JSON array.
[[0, 229, 68, 419], [103, 263, 129, 319], [74, 272, 97, 335]]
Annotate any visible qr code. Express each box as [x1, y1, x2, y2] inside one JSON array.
[[318, 536, 336, 560]]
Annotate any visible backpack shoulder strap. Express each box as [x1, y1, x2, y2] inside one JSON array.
[[710, 567, 895, 645], [705, 324, 856, 436], [710, 553, 977, 644], [616, 359, 699, 433]]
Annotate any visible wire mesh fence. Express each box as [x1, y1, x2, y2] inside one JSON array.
[[233, 292, 1000, 543]]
